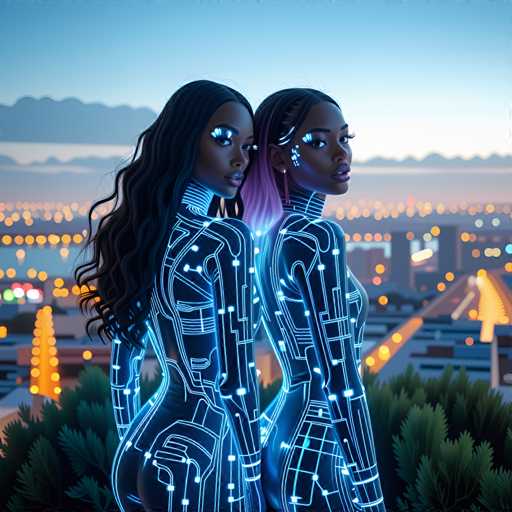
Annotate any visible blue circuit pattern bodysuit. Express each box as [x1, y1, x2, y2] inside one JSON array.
[[110, 179, 262, 512], [256, 187, 385, 512]]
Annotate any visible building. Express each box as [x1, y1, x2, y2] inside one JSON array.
[[390, 231, 412, 289], [438, 225, 460, 275]]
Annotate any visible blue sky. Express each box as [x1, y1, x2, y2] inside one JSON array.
[[1, 0, 511, 159]]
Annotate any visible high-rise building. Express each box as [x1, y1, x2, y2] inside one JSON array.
[[347, 247, 386, 284], [390, 231, 412, 289], [438, 225, 460, 275]]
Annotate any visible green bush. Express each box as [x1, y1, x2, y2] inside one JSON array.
[[1, 364, 511, 511], [0, 366, 158, 512], [363, 365, 512, 511]]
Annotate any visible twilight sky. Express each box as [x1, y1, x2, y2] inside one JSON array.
[[1, 0, 511, 160]]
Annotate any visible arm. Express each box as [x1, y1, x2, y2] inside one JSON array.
[[289, 220, 385, 511], [110, 334, 147, 440], [207, 220, 264, 510]]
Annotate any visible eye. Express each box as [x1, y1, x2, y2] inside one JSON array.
[[241, 143, 258, 152], [210, 127, 234, 147], [340, 133, 356, 144], [311, 139, 326, 149], [302, 133, 327, 149]]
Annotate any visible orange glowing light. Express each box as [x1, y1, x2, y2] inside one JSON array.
[[375, 264, 385, 275], [82, 350, 93, 361], [378, 295, 388, 306], [365, 356, 376, 367], [468, 309, 479, 320], [391, 333, 403, 344], [378, 345, 390, 360]]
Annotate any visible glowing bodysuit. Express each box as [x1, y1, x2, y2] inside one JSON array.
[[110, 179, 262, 512], [256, 187, 385, 512]]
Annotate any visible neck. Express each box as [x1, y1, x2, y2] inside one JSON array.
[[180, 178, 214, 215], [282, 185, 326, 219]]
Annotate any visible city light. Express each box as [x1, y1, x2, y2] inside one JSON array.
[[30, 306, 60, 400], [375, 264, 386, 275], [445, 272, 455, 282], [82, 350, 93, 361], [391, 333, 402, 344], [378, 295, 388, 306], [411, 248, 433, 263]]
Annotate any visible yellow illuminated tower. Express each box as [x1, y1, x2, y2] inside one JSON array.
[[30, 305, 61, 400]]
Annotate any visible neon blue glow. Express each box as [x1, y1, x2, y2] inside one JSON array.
[[210, 126, 234, 146], [290, 144, 301, 167], [254, 185, 385, 511], [110, 179, 264, 511], [277, 125, 295, 146]]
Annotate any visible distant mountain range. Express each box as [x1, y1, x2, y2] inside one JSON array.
[[359, 153, 512, 167], [0, 96, 510, 167], [0, 152, 510, 171], [0, 96, 156, 144]]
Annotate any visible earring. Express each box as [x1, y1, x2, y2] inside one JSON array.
[[281, 168, 290, 205]]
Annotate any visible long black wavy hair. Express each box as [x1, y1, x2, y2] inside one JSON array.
[[75, 80, 253, 347]]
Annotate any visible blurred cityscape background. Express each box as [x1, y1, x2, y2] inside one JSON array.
[[0, 1, 511, 502]]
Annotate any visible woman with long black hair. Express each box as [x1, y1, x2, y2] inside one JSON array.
[[75, 80, 264, 512]]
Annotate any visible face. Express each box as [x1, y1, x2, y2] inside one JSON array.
[[272, 101, 353, 196], [192, 101, 254, 198]]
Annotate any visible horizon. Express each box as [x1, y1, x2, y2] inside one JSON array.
[[1, 0, 511, 160], [1, 94, 512, 162]]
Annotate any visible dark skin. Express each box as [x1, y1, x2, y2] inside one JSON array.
[[269, 101, 353, 196], [192, 101, 254, 198]]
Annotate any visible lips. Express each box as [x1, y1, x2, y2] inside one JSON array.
[[224, 172, 244, 187], [331, 163, 351, 182]]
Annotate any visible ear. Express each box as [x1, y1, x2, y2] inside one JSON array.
[[269, 143, 289, 172]]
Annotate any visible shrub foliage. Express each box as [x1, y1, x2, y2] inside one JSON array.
[[1, 365, 511, 511]]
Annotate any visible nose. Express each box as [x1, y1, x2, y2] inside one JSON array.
[[231, 146, 249, 170], [333, 141, 349, 163]]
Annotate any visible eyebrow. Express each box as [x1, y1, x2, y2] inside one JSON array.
[[213, 124, 254, 139], [307, 124, 349, 133]]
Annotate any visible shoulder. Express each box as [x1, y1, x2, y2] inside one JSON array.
[[208, 217, 252, 238], [283, 216, 345, 253], [206, 217, 253, 252]]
